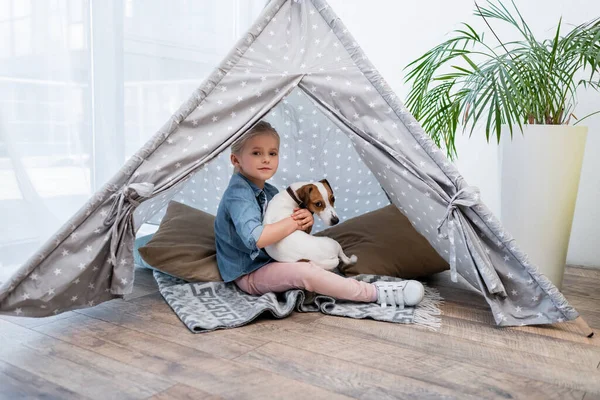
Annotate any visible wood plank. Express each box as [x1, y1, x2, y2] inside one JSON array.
[[567, 294, 600, 315], [76, 293, 186, 327], [0, 359, 87, 400], [124, 287, 600, 366], [0, 264, 596, 400], [236, 316, 584, 400], [315, 316, 600, 394], [566, 266, 600, 280], [236, 341, 480, 400], [32, 313, 353, 400], [149, 384, 223, 400], [74, 294, 267, 360], [440, 301, 600, 346], [566, 296, 600, 329], [0, 311, 77, 329], [0, 319, 173, 400], [562, 274, 600, 301], [435, 314, 600, 368], [437, 313, 600, 372]]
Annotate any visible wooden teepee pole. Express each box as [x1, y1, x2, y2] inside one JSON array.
[[573, 316, 594, 338]]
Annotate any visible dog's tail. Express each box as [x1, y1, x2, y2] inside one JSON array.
[[339, 250, 358, 265]]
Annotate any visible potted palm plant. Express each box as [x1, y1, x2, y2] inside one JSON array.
[[404, 0, 600, 289]]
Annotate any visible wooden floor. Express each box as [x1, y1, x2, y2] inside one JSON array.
[[1, 266, 599, 400]]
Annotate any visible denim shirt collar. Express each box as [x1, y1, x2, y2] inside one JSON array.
[[235, 172, 266, 198]]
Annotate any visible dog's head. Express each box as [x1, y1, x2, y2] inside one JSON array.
[[295, 179, 339, 226]]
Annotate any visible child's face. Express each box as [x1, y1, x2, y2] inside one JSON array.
[[232, 133, 280, 183]]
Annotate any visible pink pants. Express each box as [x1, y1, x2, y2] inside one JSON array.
[[235, 262, 377, 302]]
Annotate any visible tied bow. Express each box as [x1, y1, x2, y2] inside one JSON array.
[[104, 182, 154, 267], [437, 186, 480, 283]]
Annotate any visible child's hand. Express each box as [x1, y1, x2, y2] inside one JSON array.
[[292, 208, 314, 232]]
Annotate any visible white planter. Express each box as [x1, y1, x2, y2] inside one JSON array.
[[498, 125, 588, 289]]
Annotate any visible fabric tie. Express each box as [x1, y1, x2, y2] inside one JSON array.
[[104, 182, 154, 267], [436, 186, 480, 283]]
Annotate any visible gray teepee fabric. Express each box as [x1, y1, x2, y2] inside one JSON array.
[[0, 0, 578, 327]]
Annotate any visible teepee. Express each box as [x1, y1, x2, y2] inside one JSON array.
[[0, 0, 590, 334]]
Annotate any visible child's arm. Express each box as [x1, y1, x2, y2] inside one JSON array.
[[227, 193, 301, 257], [257, 208, 314, 247], [255, 217, 299, 249]]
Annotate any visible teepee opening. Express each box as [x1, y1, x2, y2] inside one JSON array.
[[133, 87, 392, 235]]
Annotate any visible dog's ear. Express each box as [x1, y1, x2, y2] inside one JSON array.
[[296, 184, 314, 205], [319, 179, 332, 194]]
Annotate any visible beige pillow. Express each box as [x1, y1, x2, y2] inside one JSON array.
[[316, 205, 449, 278], [138, 201, 223, 282]]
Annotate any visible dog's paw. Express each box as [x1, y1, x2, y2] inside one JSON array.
[[349, 255, 358, 264]]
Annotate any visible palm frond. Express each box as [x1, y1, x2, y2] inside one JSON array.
[[404, 1, 600, 160]]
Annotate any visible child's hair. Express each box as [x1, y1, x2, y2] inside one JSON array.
[[231, 120, 280, 155]]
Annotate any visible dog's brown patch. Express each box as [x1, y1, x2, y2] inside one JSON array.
[[296, 184, 326, 214]]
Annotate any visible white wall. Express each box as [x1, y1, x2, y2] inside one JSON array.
[[327, 0, 600, 267]]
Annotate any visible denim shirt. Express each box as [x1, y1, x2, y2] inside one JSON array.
[[214, 172, 279, 282]]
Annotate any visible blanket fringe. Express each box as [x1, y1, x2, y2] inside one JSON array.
[[413, 285, 444, 331]]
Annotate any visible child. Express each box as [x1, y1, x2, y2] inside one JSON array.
[[214, 120, 425, 308]]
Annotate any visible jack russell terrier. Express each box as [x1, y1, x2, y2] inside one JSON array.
[[263, 179, 357, 270]]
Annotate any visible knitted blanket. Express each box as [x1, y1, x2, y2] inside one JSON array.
[[154, 271, 442, 333]]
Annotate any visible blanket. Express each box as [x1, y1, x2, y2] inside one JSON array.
[[153, 271, 443, 333]]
